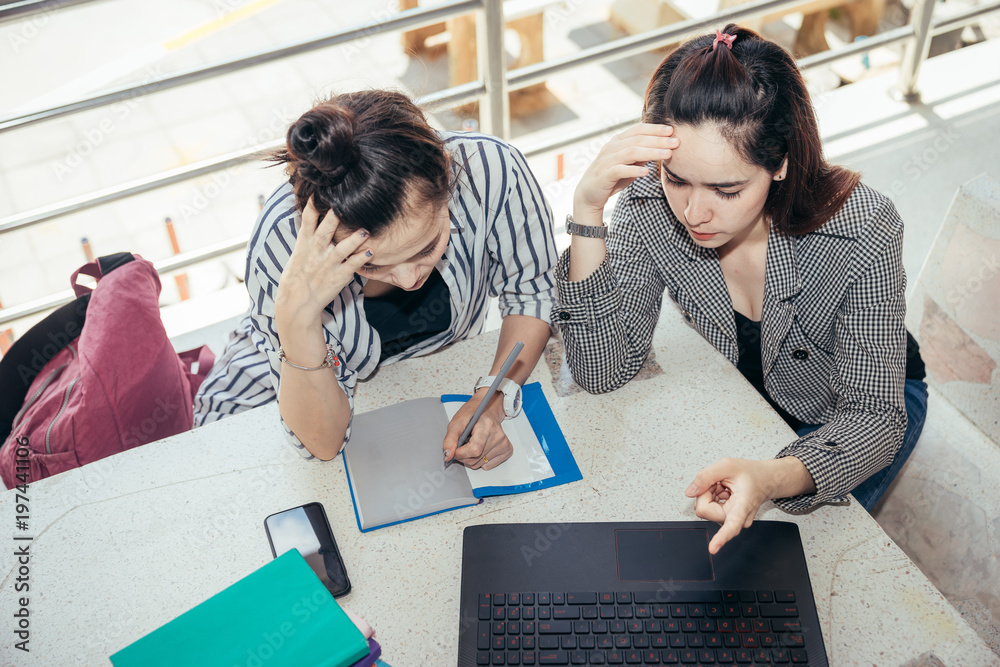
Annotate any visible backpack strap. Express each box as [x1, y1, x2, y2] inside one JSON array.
[[0, 296, 89, 443], [70, 253, 135, 297], [98, 252, 136, 275], [177, 345, 217, 400]]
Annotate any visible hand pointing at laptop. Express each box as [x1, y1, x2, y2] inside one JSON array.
[[686, 456, 816, 554]]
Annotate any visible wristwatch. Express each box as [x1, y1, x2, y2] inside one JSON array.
[[474, 376, 523, 418], [565, 213, 607, 238]]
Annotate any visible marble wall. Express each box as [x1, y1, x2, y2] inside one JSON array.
[[876, 172, 1000, 658], [905, 173, 1000, 440], [874, 388, 1000, 657]]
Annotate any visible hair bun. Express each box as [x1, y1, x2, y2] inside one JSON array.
[[286, 103, 361, 186]]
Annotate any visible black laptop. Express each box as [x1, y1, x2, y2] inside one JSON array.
[[458, 521, 828, 666]]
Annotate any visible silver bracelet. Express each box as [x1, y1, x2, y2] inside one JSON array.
[[565, 213, 607, 238], [278, 343, 339, 371]]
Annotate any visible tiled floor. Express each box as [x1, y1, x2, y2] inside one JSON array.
[[2, 0, 999, 658]]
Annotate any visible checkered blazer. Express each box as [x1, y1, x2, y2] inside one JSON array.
[[552, 167, 908, 511]]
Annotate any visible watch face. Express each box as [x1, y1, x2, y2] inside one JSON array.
[[508, 389, 522, 417]]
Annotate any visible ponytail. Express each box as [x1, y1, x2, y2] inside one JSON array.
[[644, 24, 859, 235]]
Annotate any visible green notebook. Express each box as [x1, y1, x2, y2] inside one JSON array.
[[110, 550, 369, 667]]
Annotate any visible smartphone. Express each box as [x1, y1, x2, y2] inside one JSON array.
[[264, 502, 351, 598]]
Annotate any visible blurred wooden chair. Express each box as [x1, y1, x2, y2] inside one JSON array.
[[793, 0, 886, 56], [401, 0, 554, 115], [610, 0, 887, 57]]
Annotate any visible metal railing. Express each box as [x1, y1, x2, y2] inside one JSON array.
[[0, 0, 998, 326], [0, 0, 486, 132], [0, 0, 104, 24]]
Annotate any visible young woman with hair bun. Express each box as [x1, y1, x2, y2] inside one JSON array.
[[195, 90, 558, 468], [552, 25, 927, 552]]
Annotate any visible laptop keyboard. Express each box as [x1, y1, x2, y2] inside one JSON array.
[[474, 590, 810, 665]]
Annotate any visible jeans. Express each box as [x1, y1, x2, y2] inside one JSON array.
[[795, 379, 928, 512]]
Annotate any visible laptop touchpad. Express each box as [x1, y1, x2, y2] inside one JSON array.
[[615, 529, 714, 581]]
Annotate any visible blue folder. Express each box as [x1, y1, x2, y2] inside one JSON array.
[[343, 382, 581, 532]]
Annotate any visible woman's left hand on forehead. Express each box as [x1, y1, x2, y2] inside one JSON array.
[[574, 123, 679, 214]]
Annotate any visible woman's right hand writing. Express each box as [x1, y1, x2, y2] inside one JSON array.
[[275, 197, 373, 327], [573, 123, 678, 216]]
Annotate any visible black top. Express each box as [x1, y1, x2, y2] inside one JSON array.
[[363, 270, 453, 363], [733, 310, 926, 431], [905, 330, 926, 381], [734, 310, 802, 430]]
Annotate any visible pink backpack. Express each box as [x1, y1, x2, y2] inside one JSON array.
[[0, 253, 214, 488]]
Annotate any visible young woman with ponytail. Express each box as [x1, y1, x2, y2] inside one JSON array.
[[552, 25, 927, 552], [195, 90, 558, 468]]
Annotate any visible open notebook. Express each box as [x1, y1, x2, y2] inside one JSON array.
[[342, 382, 580, 532]]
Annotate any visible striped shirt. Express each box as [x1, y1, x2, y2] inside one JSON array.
[[193, 132, 558, 459]]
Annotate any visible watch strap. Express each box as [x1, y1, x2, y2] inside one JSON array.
[[565, 214, 607, 239], [474, 376, 522, 418]]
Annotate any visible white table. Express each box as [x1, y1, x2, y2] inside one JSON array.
[[2, 306, 996, 666]]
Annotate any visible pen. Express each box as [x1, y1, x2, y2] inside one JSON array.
[[445, 341, 524, 468]]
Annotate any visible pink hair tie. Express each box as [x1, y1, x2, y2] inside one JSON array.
[[712, 29, 736, 51]]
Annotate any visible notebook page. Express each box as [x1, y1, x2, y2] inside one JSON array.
[[443, 400, 555, 490], [345, 398, 477, 529]]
